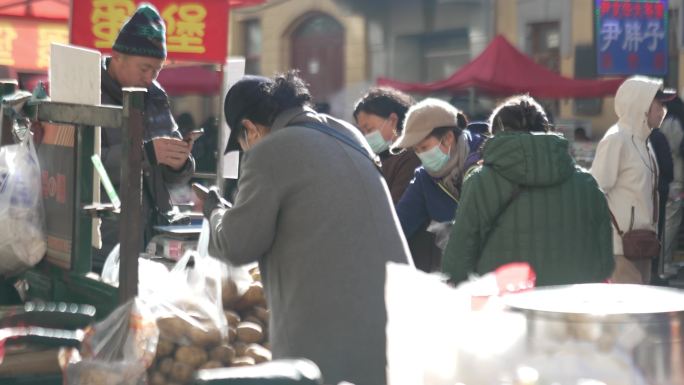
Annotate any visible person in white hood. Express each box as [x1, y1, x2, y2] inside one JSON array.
[[591, 75, 675, 284]]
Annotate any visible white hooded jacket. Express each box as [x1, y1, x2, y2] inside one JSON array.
[[591, 76, 660, 255]]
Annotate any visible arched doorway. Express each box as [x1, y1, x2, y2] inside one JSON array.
[[291, 14, 344, 105]]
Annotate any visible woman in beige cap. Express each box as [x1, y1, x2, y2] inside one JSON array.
[[392, 98, 486, 271]]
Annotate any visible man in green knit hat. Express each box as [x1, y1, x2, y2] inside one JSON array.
[[94, 3, 195, 273]]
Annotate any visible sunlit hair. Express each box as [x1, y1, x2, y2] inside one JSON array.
[[489, 94, 550, 134], [353, 87, 414, 133], [243, 70, 312, 128]]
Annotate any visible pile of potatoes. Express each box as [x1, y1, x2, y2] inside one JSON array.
[[147, 267, 272, 385]]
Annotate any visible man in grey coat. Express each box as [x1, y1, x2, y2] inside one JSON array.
[[201, 72, 412, 385]]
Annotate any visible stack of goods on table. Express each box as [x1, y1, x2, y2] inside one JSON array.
[[0, 302, 95, 380], [147, 266, 272, 385]]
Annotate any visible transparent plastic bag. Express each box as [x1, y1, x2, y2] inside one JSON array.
[[63, 298, 159, 385], [0, 133, 46, 276], [385, 263, 532, 385], [196, 219, 253, 309], [100, 245, 172, 299], [143, 221, 231, 384]]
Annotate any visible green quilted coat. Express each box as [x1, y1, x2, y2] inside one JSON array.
[[442, 132, 614, 286]]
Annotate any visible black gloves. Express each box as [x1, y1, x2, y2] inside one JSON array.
[[202, 187, 230, 219]]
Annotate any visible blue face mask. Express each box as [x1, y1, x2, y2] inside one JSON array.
[[364, 129, 391, 154], [417, 142, 450, 173]]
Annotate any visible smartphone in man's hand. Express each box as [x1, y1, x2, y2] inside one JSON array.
[[183, 128, 204, 142], [193, 183, 232, 208]]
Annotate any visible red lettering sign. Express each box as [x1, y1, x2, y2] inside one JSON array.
[[600, 1, 611, 16], [71, 0, 230, 63], [0, 18, 67, 70]]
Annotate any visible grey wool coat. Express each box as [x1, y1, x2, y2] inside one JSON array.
[[208, 106, 413, 385]]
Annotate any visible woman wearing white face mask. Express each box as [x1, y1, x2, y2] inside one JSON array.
[[354, 87, 420, 203], [391, 98, 486, 271]]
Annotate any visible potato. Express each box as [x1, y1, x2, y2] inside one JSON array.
[[148, 371, 166, 385], [230, 356, 255, 367], [170, 361, 194, 384], [234, 282, 265, 310], [158, 357, 175, 375], [188, 325, 222, 348], [200, 360, 223, 370], [228, 326, 237, 343], [233, 341, 248, 356], [209, 344, 236, 365], [156, 338, 175, 358], [222, 278, 239, 307], [158, 317, 189, 341], [224, 310, 241, 328], [249, 267, 261, 282], [80, 369, 120, 385], [246, 343, 272, 363], [175, 345, 208, 368], [237, 322, 263, 344], [243, 315, 263, 328], [251, 306, 269, 325]]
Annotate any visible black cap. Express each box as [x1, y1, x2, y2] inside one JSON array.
[[655, 88, 677, 102], [224, 75, 273, 154]]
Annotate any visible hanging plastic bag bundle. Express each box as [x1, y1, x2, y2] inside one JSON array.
[[0, 133, 46, 276]]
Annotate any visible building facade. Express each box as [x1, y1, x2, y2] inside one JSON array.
[[230, 0, 684, 137]]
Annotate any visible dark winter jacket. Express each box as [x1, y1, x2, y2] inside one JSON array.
[[93, 58, 194, 271], [396, 131, 484, 238], [379, 150, 421, 204], [442, 131, 614, 286], [649, 128, 673, 237]]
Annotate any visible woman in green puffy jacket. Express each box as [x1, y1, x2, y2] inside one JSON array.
[[441, 95, 614, 286]]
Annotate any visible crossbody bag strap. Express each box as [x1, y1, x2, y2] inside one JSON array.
[[298, 121, 381, 173], [607, 208, 624, 236]]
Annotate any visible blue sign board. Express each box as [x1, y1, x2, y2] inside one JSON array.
[[596, 0, 668, 75]]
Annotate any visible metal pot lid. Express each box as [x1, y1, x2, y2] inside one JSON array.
[[503, 284, 684, 315]]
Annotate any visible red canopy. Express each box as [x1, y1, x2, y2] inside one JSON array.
[[157, 66, 221, 96], [0, 0, 68, 20], [378, 35, 624, 99]]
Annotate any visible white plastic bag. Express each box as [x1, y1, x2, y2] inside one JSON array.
[[0, 134, 46, 276], [63, 298, 159, 385]]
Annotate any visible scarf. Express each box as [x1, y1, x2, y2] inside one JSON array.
[[426, 131, 470, 201]]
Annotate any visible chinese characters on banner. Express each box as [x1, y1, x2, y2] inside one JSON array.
[[596, 0, 668, 75], [0, 19, 68, 70], [70, 0, 229, 63]]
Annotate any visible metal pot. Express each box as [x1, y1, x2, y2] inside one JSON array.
[[502, 284, 684, 385]]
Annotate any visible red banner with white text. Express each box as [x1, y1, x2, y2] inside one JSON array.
[[70, 0, 230, 63], [0, 18, 68, 71]]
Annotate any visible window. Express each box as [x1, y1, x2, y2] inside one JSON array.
[[528, 22, 561, 119], [244, 19, 261, 75], [423, 31, 470, 82], [528, 22, 561, 73], [394, 29, 469, 83]]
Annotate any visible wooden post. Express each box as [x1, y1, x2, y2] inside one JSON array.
[[0, 80, 18, 145], [118, 88, 146, 303]]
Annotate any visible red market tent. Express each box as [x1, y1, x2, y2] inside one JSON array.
[[157, 66, 221, 95], [377, 35, 625, 99], [0, 0, 68, 20]]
